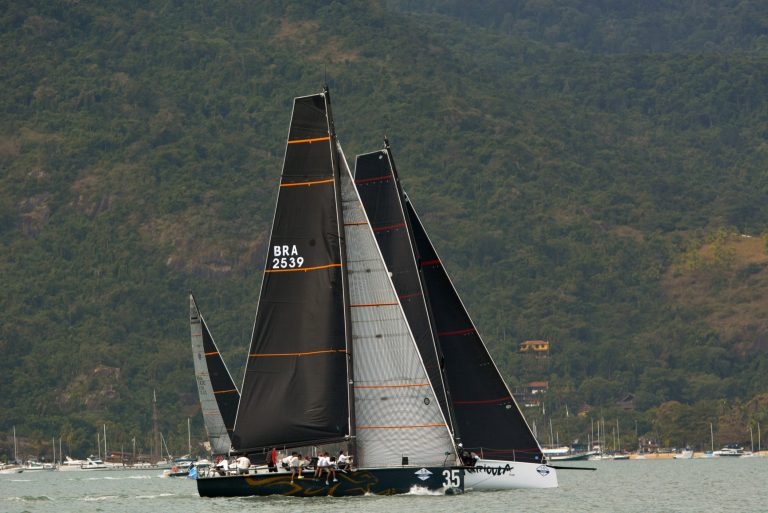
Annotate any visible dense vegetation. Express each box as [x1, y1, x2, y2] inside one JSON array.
[[1, 0, 767, 459]]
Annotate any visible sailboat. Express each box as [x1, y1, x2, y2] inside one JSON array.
[[353, 140, 557, 489], [196, 88, 463, 497], [189, 294, 240, 456]]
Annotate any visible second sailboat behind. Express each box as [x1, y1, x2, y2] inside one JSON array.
[[354, 141, 558, 490]]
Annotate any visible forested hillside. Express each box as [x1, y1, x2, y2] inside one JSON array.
[[1, 0, 767, 458]]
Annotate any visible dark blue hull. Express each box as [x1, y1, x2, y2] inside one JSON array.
[[197, 466, 464, 497]]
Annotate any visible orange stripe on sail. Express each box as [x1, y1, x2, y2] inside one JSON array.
[[287, 136, 331, 145], [249, 349, 348, 358], [280, 178, 334, 187], [213, 389, 237, 395], [265, 263, 341, 273], [354, 383, 430, 389], [349, 302, 399, 307], [344, 221, 368, 226], [204, 351, 219, 356], [356, 424, 447, 429]]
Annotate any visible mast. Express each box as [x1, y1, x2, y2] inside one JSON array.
[[13, 426, 17, 463], [103, 424, 107, 461], [152, 390, 160, 462], [188, 418, 191, 456], [324, 85, 356, 457]]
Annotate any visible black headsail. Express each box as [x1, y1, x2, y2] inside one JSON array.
[[232, 91, 350, 453], [189, 294, 240, 455], [353, 144, 454, 438], [406, 198, 544, 464]]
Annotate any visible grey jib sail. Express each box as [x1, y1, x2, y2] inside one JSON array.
[[338, 145, 455, 468], [353, 147, 454, 436], [189, 294, 240, 455], [232, 91, 351, 453], [355, 144, 544, 464]]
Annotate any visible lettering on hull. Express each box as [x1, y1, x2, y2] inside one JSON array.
[[465, 464, 514, 477]]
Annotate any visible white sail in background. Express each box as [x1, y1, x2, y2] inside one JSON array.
[[338, 144, 455, 468], [190, 295, 232, 455]]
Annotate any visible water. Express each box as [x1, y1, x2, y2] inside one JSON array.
[[1, 459, 765, 513]]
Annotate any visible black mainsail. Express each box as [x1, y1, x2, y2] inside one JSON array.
[[189, 294, 240, 455], [232, 91, 350, 453], [355, 144, 544, 465]]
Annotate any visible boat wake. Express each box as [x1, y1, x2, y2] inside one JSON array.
[[80, 495, 120, 501], [406, 485, 449, 496], [135, 493, 176, 499], [4, 495, 52, 501], [78, 475, 152, 481]]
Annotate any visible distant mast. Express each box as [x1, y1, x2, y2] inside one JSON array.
[[153, 390, 160, 462]]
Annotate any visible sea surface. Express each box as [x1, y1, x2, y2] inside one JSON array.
[[1, 458, 766, 513]]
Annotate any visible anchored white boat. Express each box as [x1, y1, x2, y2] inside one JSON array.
[[23, 461, 56, 471], [0, 463, 23, 474], [714, 445, 745, 457]]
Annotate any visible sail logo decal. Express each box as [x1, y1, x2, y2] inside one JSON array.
[[465, 464, 513, 476], [536, 465, 550, 477], [415, 468, 433, 481]]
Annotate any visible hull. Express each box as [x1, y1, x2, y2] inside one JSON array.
[[197, 466, 464, 497], [464, 459, 558, 490]]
